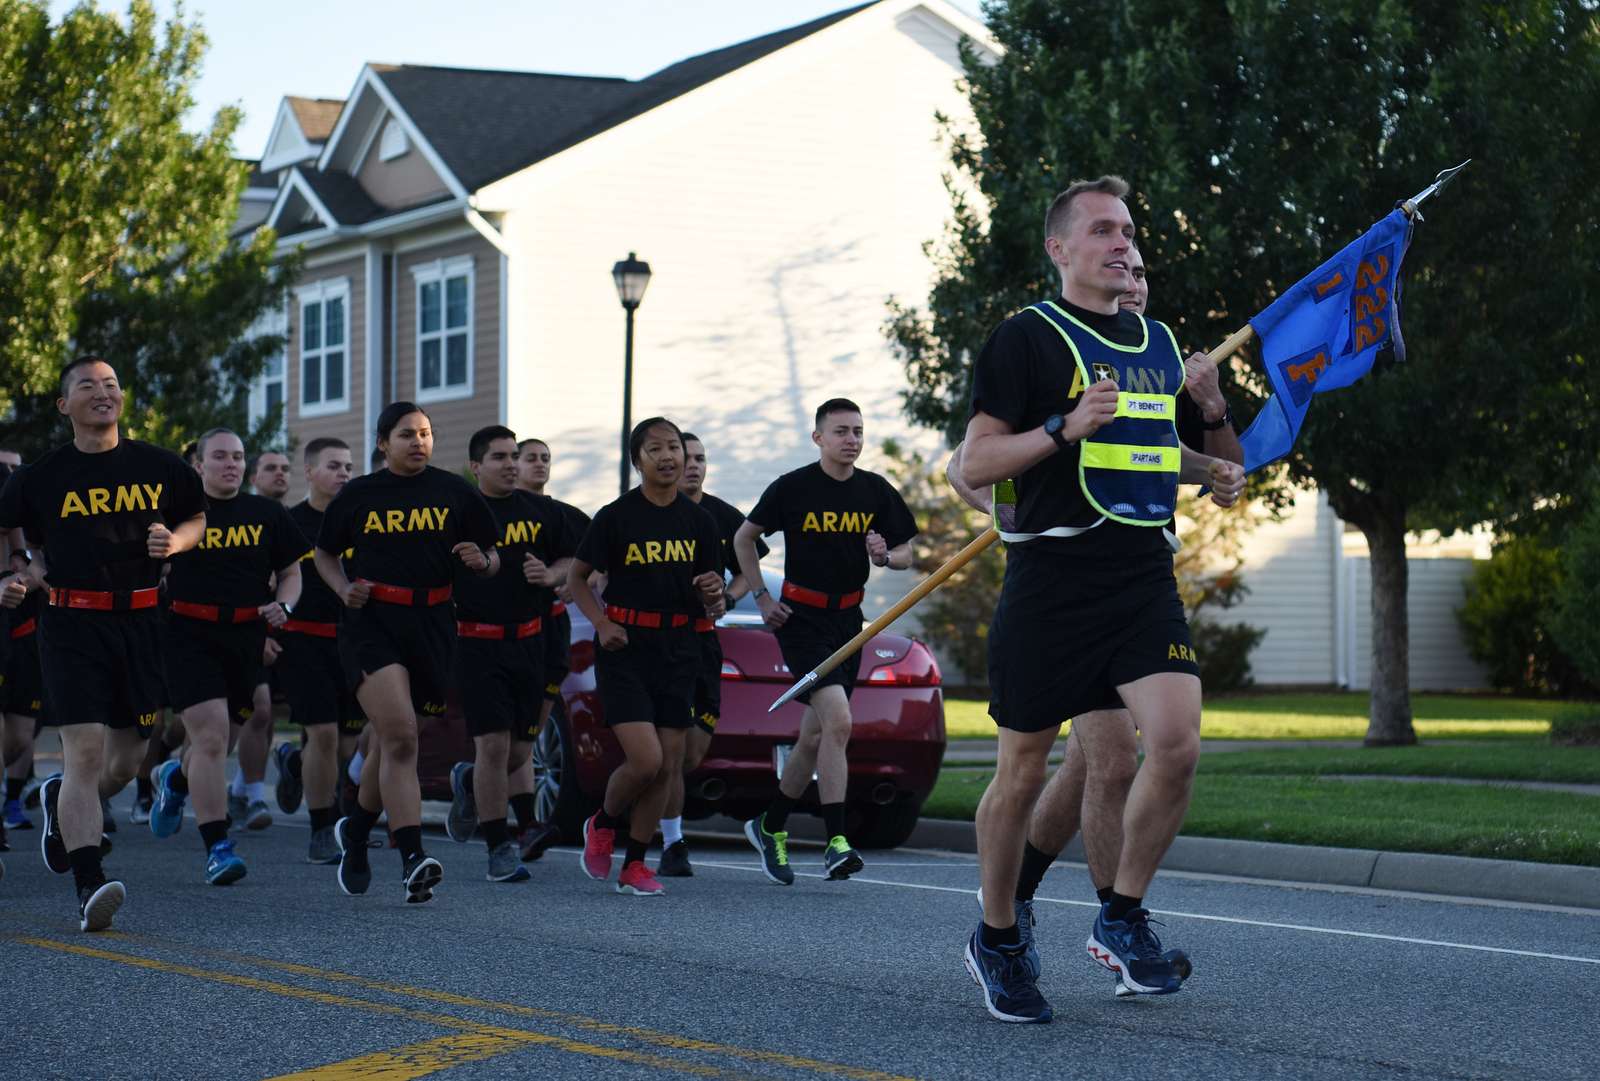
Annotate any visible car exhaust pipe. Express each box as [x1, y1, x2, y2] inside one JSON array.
[[870, 782, 896, 806], [695, 778, 727, 802]]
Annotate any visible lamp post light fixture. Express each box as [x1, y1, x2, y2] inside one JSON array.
[[612, 251, 652, 497]]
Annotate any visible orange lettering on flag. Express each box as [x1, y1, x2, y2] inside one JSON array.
[[1314, 271, 1345, 299], [1354, 287, 1388, 321], [1286, 351, 1330, 384], [1353, 318, 1386, 351], [1356, 253, 1390, 289]]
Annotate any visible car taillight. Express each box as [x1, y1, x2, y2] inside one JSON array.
[[720, 659, 745, 681], [865, 641, 941, 686]]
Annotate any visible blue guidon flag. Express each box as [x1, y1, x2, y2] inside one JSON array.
[[1237, 208, 1414, 472]]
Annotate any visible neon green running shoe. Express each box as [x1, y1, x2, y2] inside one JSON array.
[[823, 835, 863, 880]]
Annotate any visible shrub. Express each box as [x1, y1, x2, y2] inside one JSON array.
[[1193, 617, 1266, 693], [1457, 537, 1593, 696], [1552, 498, 1600, 687]]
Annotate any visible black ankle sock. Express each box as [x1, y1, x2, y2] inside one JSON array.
[[765, 793, 797, 833], [68, 844, 105, 893], [308, 806, 336, 832], [1096, 885, 1114, 904], [5, 776, 23, 802], [1106, 891, 1142, 922], [509, 793, 536, 830], [346, 805, 379, 840], [1015, 841, 1056, 902], [624, 837, 648, 866], [596, 807, 626, 831], [135, 775, 152, 800], [820, 801, 845, 838], [979, 920, 1021, 952], [481, 817, 510, 849], [199, 819, 229, 850], [166, 768, 189, 795], [394, 825, 424, 861]]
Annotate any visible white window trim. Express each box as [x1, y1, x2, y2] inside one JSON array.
[[295, 277, 352, 418], [378, 118, 409, 161], [409, 255, 475, 404]]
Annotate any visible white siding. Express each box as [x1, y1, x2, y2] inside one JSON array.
[[1347, 554, 1487, 691], [487, 4, 977, 518]]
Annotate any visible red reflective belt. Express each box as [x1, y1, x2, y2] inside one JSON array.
[[169, 600, 262, 624], [10, 618, 36, 639], [693, 617, 715, 633], [48, 587, 160, 612], [456, 617, 542, 640], [281, 618, 338, 639], [364, 582, 452, 607], [604, 605, 689, 630], [549, 601, 567, 617], [780, 581, 864, 610]]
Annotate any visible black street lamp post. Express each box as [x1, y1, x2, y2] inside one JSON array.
[[611, 252, 652, 497]]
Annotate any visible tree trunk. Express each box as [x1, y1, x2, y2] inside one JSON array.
[[1362, 502, 1417, 746]]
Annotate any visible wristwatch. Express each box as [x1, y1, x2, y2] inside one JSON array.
[[1043, 413, 1073, 451], [281, 601, 293, 615], [751, 587, 770, 601], [1201, 405, 1233, 431]]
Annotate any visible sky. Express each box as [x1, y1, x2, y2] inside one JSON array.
[[49, 0, 985, 159]]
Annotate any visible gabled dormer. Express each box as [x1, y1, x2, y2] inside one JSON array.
[[318, 65, 467, 212], [260, 96, 345, 174]]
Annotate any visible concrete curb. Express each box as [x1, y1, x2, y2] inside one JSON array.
[[694, 814, 1600, 910]]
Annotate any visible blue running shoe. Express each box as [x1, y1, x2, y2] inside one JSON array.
[[149, 761, 187, 838], [963, 928, 1051, 1023], [1114, 948, 1193, 998], [3, 798, 33, 831], [446, 762, 476, 843], [975, 887, 1041, 980], [1088, 906, 1181, 995], [205, 839, 247, 885]]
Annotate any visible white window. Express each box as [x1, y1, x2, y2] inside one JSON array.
[[297, 278, 351, 417], [246, 304, 288, 436], [379, 118, 409, 161], [411, 256, 474, 402]]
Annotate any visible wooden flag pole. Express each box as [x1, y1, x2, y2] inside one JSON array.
[[765, 322, 1258, 714]]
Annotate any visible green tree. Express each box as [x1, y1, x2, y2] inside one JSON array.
[[887, 0, 1600, 744], [0, 0, 290, 456], [1552, 495, 1600, 689]]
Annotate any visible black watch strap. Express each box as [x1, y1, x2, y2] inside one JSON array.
[[1200, 405, 1232, 431]]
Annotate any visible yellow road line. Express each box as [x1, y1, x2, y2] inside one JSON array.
[[13, 936, 759, 1079], [115, 935, 917, 1081], [264, 1031, 524, 1081]]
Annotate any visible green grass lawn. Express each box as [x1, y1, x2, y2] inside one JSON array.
[[943, 692, 1559, 741], [923, 768, 1600, 866], [1194, 743, 1600, 784]]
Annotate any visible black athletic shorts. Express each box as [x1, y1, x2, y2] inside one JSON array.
[[255, 662, 284, 702], [278, 630, 364, 733], [37, 606, 164, 735], [594, 626, 697, 729], [456, 635, 545, 740], [338, 602, 453, 717], [692, 629, 722, 734], [775, 604, 864, 705], [543, 607, 572, 700], [3, 628, 43, 717], [987, 544, 1199, 733], [163, 615, 265, 720]]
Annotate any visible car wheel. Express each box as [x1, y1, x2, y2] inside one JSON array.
[[847, 794, 925, 850], [530, 701, 594, 843]]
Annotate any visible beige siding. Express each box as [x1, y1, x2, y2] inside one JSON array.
[[357, 130, 451, 209], [394, 234, 501, 475], [284, 255, 366, 503]]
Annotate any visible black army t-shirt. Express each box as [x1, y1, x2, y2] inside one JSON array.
[[455, 490, 576, 624], [166, 492, 303, 607], [697, 491, 768, 579], [971, 297, 1200, 562], [287, 501, 346, 624], [577, 489, 720, 615], [0, 439, 206, 591], [317, 466, 499, 589], [748, 463, 918, 595]]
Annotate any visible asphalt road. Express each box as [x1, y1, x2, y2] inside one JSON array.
[[4, 792, 1597, 1081]]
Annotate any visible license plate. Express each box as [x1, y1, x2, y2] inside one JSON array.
[[772, 743, 818, 782]]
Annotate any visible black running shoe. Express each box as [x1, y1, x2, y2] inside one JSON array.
[[402, 853, 443, 904], [334, 817, 371, 896], [445, 763, 476, 843], [963, 929, 1052, 1023], [657, 840, 693, 877], [79, 879, 126, 933], [274, 743, 303, 815], [516, 821, 559, 862], [40, 774, 68, 874], [823, 836, 864, 881]]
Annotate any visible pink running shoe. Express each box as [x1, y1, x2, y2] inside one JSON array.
[[616, 860, 665, 896], [580, 813, 615, 880]]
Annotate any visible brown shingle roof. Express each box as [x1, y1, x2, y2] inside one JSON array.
[[287, 96, 345, 142]]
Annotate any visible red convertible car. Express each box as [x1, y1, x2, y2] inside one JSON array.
[[418, 579, 947, 848]]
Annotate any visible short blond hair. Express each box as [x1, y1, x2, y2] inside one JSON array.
[[1045, 175, 1131, 240]]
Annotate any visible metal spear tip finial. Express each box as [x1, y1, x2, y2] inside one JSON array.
[[1402, 159, 1471, 221], [768, 672, 818, 713]]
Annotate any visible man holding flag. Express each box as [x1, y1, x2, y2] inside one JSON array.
[[959, 176, 1246, 1024]]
